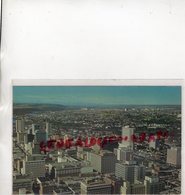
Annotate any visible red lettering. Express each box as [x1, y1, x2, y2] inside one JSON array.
[[47, 139, 56, 150], [138, 132, 146, 143], [97, 137, 103, 147], [89, 137, 97, 147], [109, 135, 117, 143], [131, 134, 138, 143], [75, 137, 83, 147], [56, 138, 64, 149], [122, 136, 128, 141], [148, 133, 155, 142], [65, 138, 73, 148]]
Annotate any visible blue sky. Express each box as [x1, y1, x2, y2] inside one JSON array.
[[13, 86, 181, 106]]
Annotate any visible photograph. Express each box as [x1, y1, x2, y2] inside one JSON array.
[[12, 83, 181, 194]]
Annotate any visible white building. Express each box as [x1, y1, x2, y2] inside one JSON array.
[[119, 126, 134, 150], [167, 147, 181, 167], [90, 150, 116, 174], [115, 161, 145, 184], [16, 119, 25, 132]]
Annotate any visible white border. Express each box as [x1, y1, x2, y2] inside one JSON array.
[[10, 79, 184, 195], [13, 79, 183, 86]]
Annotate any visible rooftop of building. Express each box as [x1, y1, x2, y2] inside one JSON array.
[[91, 149, 115, 156], [53, 185, 73, 193], [13, 178, 32, 183], [116, 160, 137, 166], [50, 162, 81, 170], [82, 177, 111, 186], [37, 176, 50, 183]]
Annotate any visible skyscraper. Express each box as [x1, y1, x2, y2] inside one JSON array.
[[121, 181, 145, 194], [16, 118, 25, 132], [144, 175, 164, 194], [34, 130, 47, 143], [115, 161, 145, 184], [90, 150, 116, 174], [44, 122, 50, 141], [16, 118, 26, 144], [115, 148, 133, 162], [167, 147, 181, 167], [31, 124, 40, 135], [119, 126, 134, 150]]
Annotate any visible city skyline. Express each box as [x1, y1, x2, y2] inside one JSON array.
[[13, 86, 181, 106]]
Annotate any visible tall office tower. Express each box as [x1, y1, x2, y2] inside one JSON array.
[[120, 181, 145, 194], [115, 161, 145, 184], [90, 150, 116, 174], [144, 175, 164, 194], [135, 164, 146, 182], [167, 147, 181, 167], [119, 126, 134, 150], [81, 177, 112, 194], [16, 118, 25, 144], [27, 127, 35, 144], [22, 159, 45, 178], [16, 118, 25, 132], [31, 124, 40, 135], [17, 131, 26, 144], [115, 148, 133, 161], [45, 122, 50, 137], [34, 130, 47, 143], [27, 133, 35, 143], [32, 143, 41, 154], [24, 134, 28, 145]]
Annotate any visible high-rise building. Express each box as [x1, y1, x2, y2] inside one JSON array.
[[119, 126, 134, 150], [27, 133, 35, 143], [167, 147, 181, 167], [17, 131, 26, 144], [115, 161, 145, 184], [144, 175, 164, 194], [81, 177, 112, 194], [16, 118, 25, 132], [32, 143, 41, 154], [90, 150, 116, 174], [31, 124, 40, 135], [45, 122, 51, 137], [135, 164, 146, 182], [121, 181, 145, 194], [115, 148, 133, 161], [16, 119, 26, 144], [35, 130, 47, 143]]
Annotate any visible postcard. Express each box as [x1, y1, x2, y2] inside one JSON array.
[[12, 80, 182, 195]]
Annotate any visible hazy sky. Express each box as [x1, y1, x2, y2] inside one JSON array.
[[13, 86, 181, 106]]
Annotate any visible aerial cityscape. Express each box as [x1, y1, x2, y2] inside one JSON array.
[[13, 86, 181, 194]]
